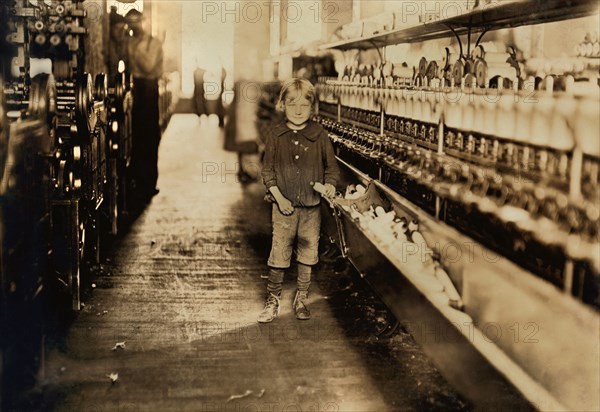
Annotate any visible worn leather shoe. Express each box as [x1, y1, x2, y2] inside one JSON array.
[[258, 292, 280, 323], [293, 290, 310, 320]]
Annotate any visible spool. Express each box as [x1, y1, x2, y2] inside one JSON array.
[[422, 97, 433, 123], [529, 96, 554, 147], [463, 73, 476, 89], [522, 76, 536, 92], [486, 65, 518, 87], [471, 94, 487, 134], [35, 34, 46, 45], [382, 61, 393, 77], [495, 94, 515, 139], [573, 97, 600, 157], [513, 97, 533, 143], [549, 97, 576, 152], [460, 97, 475, 131], [50, 34, 61, 46], [539, 75, 555, 95], [445, 101, 462, 129]]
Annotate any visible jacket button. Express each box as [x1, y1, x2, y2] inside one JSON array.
[[294, 155, 299, 160]]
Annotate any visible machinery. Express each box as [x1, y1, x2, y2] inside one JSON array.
[[0, 0, 136, 406], [307, 1, 599, 410]]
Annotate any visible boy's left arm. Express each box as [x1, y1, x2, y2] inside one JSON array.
[[322, 132, 341, 196]]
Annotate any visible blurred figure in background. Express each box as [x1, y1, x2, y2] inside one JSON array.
[[203, 62, 226, 128], [125, 9, 164, 204], [193, 65, 207, 118], [107, 7, 127, 84]]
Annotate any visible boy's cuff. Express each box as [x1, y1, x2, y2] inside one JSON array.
[[324, 179, 337, 187]]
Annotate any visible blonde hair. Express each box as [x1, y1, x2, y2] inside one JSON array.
[[276, 78, 316, 111]]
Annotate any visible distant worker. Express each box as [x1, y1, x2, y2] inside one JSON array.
[[125, 9, 164, 203], [203, 65, 226, 128], [107, 7, 127, 84], [193, 66, 207, 118]]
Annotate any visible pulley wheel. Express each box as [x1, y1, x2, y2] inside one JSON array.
[[29, 73, 58, 152], [474, 58, 488, 88], [418, 57, 428, 77], [94, 73, 107, 102], [426, 60, 439, 82], [75, 73, 94, 137], [452, 60, 465, 86]]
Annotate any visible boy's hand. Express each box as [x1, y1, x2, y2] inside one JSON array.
[[276, 197, 294, 215], [323, 183, 336, 198]]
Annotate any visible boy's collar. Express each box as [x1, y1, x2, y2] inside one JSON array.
[[273, 120, 321, 142]]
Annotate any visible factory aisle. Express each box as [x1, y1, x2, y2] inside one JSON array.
[[29, 114, 468, 412]]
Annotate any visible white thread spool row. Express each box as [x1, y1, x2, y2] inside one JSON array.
[[495, 93, 516, 140], [421, 93, 433, 124], [460, 94, 475, 132], [513, 97, 534, 144], [444, 98, 462, 129], [468, 94, 485, 135], [427, 92, 440, 124], [529, 95, 554, 147], [388, 88, 399, 116], [396, 89, 406, 116], [573, 98, 600, 157], [405, 92, 414, 120], [481, 93, 498, 136], [413, 93, 423, 123], [397, 91, 407, 118], [549, 97, 576, 152], [383, 90, 394, 116]]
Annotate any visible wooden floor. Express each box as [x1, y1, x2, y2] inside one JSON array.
[[24, 114, 469, 412]]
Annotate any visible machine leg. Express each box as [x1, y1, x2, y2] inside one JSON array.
[[68, 200, 81, 311], [107, 158, 118, 235]]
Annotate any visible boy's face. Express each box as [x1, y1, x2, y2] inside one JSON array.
[[284, 90, 312, 127]]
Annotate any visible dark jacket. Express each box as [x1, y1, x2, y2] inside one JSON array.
[[262, 120, 340, 207]]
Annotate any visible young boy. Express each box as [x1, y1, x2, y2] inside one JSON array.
[[259, 78, 340, 323]]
